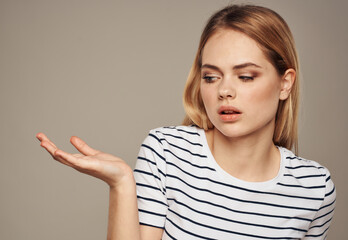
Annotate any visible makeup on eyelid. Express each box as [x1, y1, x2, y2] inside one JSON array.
[[201, 70, 259, 83]]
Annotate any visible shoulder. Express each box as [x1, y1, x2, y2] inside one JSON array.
[[281, 147, 330, 174], [279, 150, 337, 234], [144, 125, 203, 145], [148, 125, 202, 137], [280, 147, 336, 200], [139, 125, 203, 153]]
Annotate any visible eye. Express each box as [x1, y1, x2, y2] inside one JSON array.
[[202, 75, 219, 83], [239, 75, 254, 81]]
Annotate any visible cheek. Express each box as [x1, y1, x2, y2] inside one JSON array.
[[246, 83, 281, 114], [200, 85, 213, 107]]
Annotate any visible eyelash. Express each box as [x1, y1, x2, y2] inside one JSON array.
[[202, 76, 218, 83], [239, 76, 254, 81], [202, 75, 255, 83]]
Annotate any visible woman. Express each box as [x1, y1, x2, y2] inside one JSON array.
[[37, 4, 336, 240]]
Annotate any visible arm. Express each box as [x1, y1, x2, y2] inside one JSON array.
[[36, 133, 163, 240], [107, 173, 140, 240], [107, 179, 163, 240]]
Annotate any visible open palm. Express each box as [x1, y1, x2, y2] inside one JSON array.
[[36, 133, 133, 188]]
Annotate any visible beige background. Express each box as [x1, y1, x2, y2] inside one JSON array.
[[1, 0, 347, 239]]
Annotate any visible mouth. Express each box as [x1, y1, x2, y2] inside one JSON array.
[[218, 106, 242, 115], [220, 110, 241, 115], [218, 106, 242, 122]]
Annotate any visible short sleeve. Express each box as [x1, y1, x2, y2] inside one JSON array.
[[134, 129, 168, 229], [304, 167, 336, 239]]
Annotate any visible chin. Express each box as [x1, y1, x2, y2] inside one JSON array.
[[214, 120, 275, 141], [214, 124, 247, 139]]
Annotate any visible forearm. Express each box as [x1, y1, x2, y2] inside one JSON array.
[[107, 176, 140, 240]]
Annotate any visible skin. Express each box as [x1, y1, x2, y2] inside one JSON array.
[[200, 29, 295, 182]]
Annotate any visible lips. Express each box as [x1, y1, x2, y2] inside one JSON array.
[[218, 106, 242, 115], [218, 106, 242, 122]]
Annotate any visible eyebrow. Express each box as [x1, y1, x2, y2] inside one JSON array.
[[201, 62, 262, 71]]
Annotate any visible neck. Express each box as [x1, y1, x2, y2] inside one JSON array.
[[205, 124, 280, 182]]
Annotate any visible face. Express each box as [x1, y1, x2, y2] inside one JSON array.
[[200, 29, 286, 140]]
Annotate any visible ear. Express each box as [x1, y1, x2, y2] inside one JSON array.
[[279, 68, 296, 100]]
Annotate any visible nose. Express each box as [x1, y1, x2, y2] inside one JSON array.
[[218, 79, 236, 100]]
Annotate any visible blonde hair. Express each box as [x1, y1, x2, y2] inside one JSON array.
[[182, 4, 299, 153]]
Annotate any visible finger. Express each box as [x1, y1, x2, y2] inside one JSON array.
[[36, 133, 57, 149], [36, 132, 45, 141], [53, 151, 74, 168], [40, 140, 58, 156], [55, 149, 91, 170], [40, 140, 74, 167], [70, 136, 100, 156]]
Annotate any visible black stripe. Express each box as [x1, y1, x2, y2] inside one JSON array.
[[141, 144, 214, 171], [285, 165, 324, 170], [163, 126, 200, 136], [309, 217, 332, 230], [139, 222, 164, 229], [166, 162, 323, 201], [164, 228, 177, 240], [155, 134, 207, 158], [166, 141, 207, 158], [165, 186, 311, 221], [164, 149, 215, 171], [167, 198, 307, 232], [305, 226, 329, 237], [148, 133, 163, 145], [319, 199, 336, 211], [137, 195, 168, 207], [167, 176, 318, 211], [313, 208, 335, 222], [136, 182, 164, 193], [167, 208, 298, 239], [286, 156, 303, 160], [134, 169, 161, 181], [159, 132, 203, 146], [136, 156, 166, 177], [141, 144, 165, 161], [137, 156, 156, 165], [325, 186, 335, 197], [283, 173, 326, 179], [138, 208, 166, 217], [325, 175, 331, 182], [277, 182, 325, 189]]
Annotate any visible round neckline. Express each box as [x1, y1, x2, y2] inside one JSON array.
[[197, 127, 284, 190]]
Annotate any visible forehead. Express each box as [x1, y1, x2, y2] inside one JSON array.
[[201, 29, 269, 67]]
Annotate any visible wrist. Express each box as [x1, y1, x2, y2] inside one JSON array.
[[109, 174, 136, 195]]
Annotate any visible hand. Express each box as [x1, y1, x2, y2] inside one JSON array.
[[36, 133, 134, 189]]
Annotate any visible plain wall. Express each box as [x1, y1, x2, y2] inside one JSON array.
[[0, 0, 347, 239]]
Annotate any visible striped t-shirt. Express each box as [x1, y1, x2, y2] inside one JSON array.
[[134, 126, 336, 239]]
